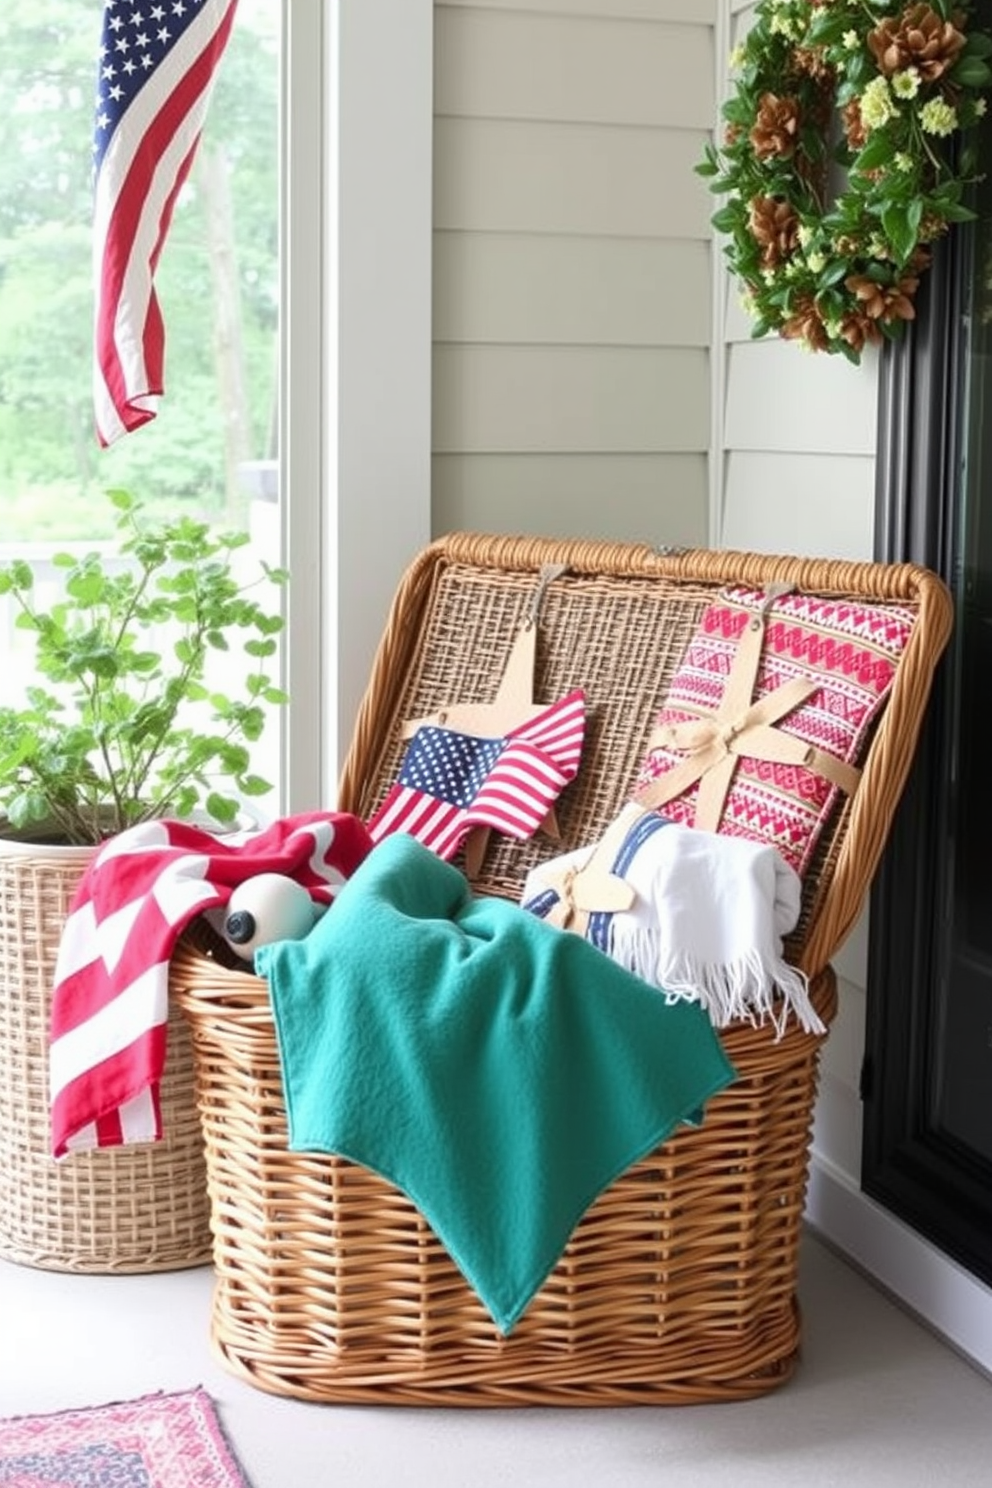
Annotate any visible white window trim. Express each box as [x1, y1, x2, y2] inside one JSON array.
[[281, 0, 433, 811]]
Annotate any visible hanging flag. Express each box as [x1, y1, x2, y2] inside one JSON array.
[[91, 0, 240, 447], [367, 690, 587, 862]]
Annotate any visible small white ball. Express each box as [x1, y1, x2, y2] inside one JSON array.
[[222, 874, 318, 959]]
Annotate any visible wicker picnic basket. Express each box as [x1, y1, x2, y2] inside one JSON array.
[[171, 533, 953, 1405]]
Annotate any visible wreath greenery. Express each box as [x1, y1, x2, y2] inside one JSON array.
[[697, 1, 992, 361]]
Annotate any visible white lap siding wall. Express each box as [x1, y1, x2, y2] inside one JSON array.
[[431, 0, 715, 548]]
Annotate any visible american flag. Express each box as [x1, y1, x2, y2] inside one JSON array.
[[367, 689, 586, 861], [92, 0, 240, 446]]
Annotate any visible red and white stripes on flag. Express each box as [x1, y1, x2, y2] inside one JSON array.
[[92, 0, 240, 446], [367, 689, 586, 862], [49, 812, 372, 1157]]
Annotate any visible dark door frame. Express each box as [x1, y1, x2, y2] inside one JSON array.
[[865, 221, 992, 1287]]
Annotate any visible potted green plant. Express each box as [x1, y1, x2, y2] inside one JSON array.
[[0, 487, 288, 1275]]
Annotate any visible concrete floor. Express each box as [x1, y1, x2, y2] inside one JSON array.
[[2, 1229, 991, 1488]]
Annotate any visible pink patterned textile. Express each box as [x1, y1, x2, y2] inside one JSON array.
[[0, 1388, 250, 1488], [634, 587, 916, 877]]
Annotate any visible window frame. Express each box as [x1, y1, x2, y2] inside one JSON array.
[[281, 0, 433, 811]]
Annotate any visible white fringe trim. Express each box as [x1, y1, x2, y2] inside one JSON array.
[[608, 924, 824, 1039]]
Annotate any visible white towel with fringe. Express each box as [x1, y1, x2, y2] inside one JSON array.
[[520, 803, 823, 1037]]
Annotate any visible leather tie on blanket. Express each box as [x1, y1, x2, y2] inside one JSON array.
[[521, 803, 823, 1037], [632, 584, 863, 837], [49, 811, 372, 1157], [256, 832, 736, 1335]]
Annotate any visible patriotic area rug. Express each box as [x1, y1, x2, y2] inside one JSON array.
[[0, 1388, 251, 1488]]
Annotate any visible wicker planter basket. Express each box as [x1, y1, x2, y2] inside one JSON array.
[[171, 534, 953, 1404], [0, 835, 212, 1273]]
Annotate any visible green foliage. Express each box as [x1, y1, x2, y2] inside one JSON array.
[[0, 0, 277, 528], [698, 1, 992, 361], [0, 490, 289, 844]]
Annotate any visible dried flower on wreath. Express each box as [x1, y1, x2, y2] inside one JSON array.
[[697, 2, 992, 361]]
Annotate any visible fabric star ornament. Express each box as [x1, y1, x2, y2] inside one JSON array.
[[367, 618, 586, 875]]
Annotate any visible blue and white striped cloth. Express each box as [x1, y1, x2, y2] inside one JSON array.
[[522, 804, 823, 1037]]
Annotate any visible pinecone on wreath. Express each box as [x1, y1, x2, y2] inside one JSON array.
[[868, 6, 966, 81], [748, 197, 801, 268], [781, 293, 832, 351], [749, 93, 801, 159]]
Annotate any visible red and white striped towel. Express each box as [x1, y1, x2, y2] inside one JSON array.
[[49, 811, 372, 1157]]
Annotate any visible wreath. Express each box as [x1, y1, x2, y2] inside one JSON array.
[[697, 2, 992, 361]]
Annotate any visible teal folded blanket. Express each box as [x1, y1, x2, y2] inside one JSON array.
[[257, 833, 736, 1334]]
